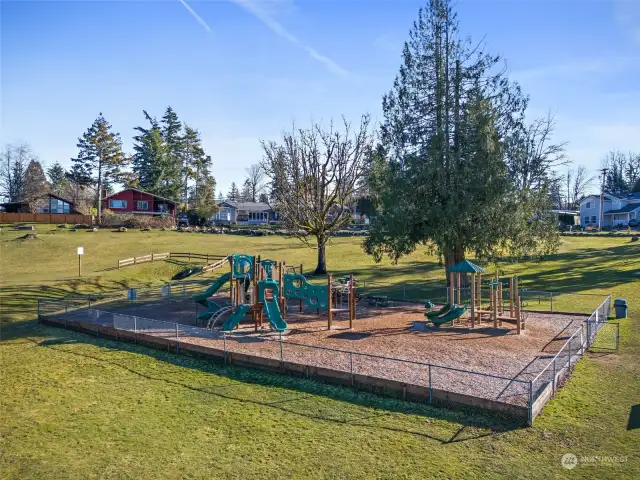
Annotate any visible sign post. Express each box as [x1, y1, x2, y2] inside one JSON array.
[[77, 246, 84, 277]]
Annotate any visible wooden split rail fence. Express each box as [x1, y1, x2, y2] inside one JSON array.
[[117, 252, 227, 270]]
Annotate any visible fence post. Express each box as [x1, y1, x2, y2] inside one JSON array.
[[586, 319, 591, 349], [616, 323, 620, 352], [88, 296, 91, 308], [428, 364, 433, 403], [223, 333, 227, 365], [346, 352, 352, 386], [550, 292, 553, 313], [568, 340, 572, 369], [279, 333, 284, 371], [580, 328, 584, 355], [528, 380, 533, 426]]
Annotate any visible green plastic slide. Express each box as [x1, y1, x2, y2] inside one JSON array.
[[196, 301, 221, 321], [263, 297, 287, 332], [425, 303, 451, 318], [192, 272, 231, 306], [221, 304, 250, 331], [430, 305, 467, 326]]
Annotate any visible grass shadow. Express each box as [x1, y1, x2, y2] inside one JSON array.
[[3, 321, 525, 443]]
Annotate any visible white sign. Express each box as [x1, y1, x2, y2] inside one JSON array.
[[77, 247, 84, 255]]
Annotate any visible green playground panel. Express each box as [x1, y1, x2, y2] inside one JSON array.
[[283, 273, 329, 309], [260, 259, 276, 280], [231, 254, 254, 278]]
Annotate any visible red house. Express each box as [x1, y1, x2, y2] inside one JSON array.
[[103, 188, 178, 216]]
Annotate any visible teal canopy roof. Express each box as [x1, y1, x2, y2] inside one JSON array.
[[446, 260, 485, 273]]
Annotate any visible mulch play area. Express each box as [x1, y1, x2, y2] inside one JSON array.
[[64, 295, 586, 406]]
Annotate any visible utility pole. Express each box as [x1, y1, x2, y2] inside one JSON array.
[[598, 168, 608, 232]]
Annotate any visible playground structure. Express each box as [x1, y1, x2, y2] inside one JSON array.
[[425, 260, 525, 334], [192, 254, 357, 332]]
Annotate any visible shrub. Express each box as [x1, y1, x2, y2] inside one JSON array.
[[101, 210, 176, 229]]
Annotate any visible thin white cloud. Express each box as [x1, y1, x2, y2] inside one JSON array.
[[615, 0, 640, 42], [231, 0, 348, 77], [178, 0, 212, 33], [511, 56, 640, 82]]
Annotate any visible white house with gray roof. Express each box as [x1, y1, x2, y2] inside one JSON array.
[[213, 200, 279, 225], [579, 192, 640, 228]]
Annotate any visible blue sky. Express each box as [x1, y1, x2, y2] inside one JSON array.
[[2, 0, 639, 195]]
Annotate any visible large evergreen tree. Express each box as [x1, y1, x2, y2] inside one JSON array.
[[161, 107, 186, 203], [23, 159, 49, 211], [46, 162, 68, 194], [71, 113, 127, 222], [132, 111, 181, 200], [364, 0, 559, 269], [228, 182, 239, 201], [182, 125, 208, 208]]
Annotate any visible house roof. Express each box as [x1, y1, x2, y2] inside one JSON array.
[[446, 260, 485, 273], [603, 204, 640, 214], [217, 200, 272, 212], [104, 188, 178, 205], [0, 192, 74, 208]]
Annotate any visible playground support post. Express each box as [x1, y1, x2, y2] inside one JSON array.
[[509, 277, 514, 317], [349, 273, 354, 328], [477, 273, 482, 311], [456, 273, 461, 305], [516, 296, 522, 334], [280, 261, 286, 318], [327, 273, 333, 330], [491, 286, 498, 328], [449, 272, 455, 307], [299, 264, 303, 312], [470, 273, 476, 328], [229, 255, 234, 305]]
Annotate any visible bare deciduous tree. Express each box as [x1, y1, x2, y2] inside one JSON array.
[[564, 165, 595, 209], [506, 113, 568, 190], [0, 143, 35, 203], [262, 116, 374, 274], [244, 163, 266, 203]]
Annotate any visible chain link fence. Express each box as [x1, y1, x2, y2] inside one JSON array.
[[37, 292, 619, 425]]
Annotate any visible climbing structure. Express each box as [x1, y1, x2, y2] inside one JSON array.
[[192, 253, 357, 332]]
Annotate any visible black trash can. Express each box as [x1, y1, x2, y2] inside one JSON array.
[[614, 298, 627, 319]]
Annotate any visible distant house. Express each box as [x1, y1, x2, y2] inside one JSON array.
[[578, 192, 640, 228], [103, 188, 178, 216], [0, 193, 78, 214], [213, 200, 279, 225]]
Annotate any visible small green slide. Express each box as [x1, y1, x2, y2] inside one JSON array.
[[263, 297, 287, 332], [192, 272, 231, 306], [425, 303, 451, 318], [430, 305, 467, 326], [222, 304, 250, 331]]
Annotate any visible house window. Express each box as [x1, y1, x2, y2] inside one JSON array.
[[156, 203, 168, 213], [583, 216, 589, 224], [136, 201, 148, 211], [109, 199, 127, 209], [50, 198, 71, 214], [586, 202, 591, 208], [591, 216, 597, 224]]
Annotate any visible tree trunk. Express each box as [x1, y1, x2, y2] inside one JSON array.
[[444, 245, 465, 284], [314, 235, 327, 275]]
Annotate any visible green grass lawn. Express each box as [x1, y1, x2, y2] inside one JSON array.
[[0, 224, 638, 479]]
